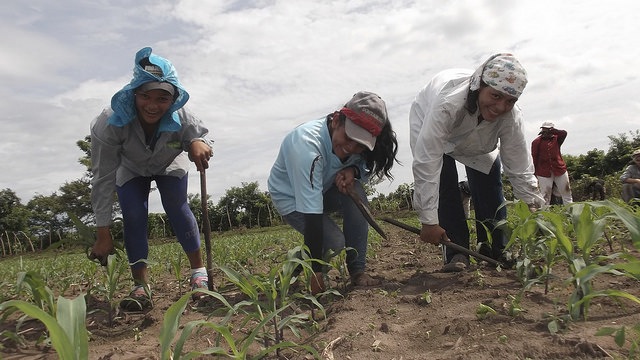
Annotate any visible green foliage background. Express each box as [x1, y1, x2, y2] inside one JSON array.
[[1, 130, 640, 256]]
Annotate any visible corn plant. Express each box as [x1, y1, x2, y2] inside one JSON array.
[[502, 201, 553, 287], [328, 248, 350, 292], [160, 291, 314, 359], [158, 245, 324, 359], [563, 203, 640, 319], [506, 293, 525, 317], [533, 202, 640, 320], [475, 303, 496, 320], [0, 293, 88, 359], [88, 251, 129, 326], [218, 247, 330, 354], [596, 323, 640, 358], [528, 210, 573, 294], [14, 271, 57, 318], [167, 245, 185, 295], [159, 288, 234, 359], [3, 271, 58, 346], [545, 312, 572, 335], [503, 200, 640, 323]]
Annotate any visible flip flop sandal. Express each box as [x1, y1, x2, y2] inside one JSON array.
[[120, 285, 152, 311]]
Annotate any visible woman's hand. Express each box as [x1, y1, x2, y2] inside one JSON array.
[[88, 226, 115, 266], [334, 167, 358, 194], [420, 224, 447, 245], [188, 140, 213, 171]]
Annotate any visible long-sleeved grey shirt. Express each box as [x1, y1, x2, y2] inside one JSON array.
[[620, 163, 640, 183], [90, 107, 212, 226]]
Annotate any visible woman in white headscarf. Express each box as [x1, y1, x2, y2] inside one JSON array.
[[409, 53, 544, 272]]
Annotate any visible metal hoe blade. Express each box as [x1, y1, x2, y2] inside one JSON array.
[[381, 217, 502, 267]]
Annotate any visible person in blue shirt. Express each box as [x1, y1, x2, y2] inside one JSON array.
[[268, 91, 399, 294], [89, 47, 214, 311]]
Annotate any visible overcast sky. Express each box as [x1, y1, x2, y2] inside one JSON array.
[[2, 0, 639, 213]]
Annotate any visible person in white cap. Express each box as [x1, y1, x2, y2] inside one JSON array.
[[531, 121, 573, 205], [621, 149, 640, 203], [268, 91, 399, 294], [89, 47, 214, 311], [409, 53, 545, 272]]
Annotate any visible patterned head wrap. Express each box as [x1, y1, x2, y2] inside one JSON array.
[[469, 53, 527, 98]]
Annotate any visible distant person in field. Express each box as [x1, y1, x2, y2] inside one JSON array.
[[409, 53, 545, 272], [621, 149, 640, 203], [89, 47, 214, 311], [531, 121, 573, 205], [586, 177, 606, 200], [268, 91, 399, 294]]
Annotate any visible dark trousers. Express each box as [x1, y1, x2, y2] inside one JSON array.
[[116, 175, 201, 269], [439, 155, 507, 262]]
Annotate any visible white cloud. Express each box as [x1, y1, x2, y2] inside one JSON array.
[[1, 0, 638, 211]]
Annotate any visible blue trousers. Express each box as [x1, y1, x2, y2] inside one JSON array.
[[439, 155, 507, 262], [283, 182, 369, 275], [116, 175, 201, 269]]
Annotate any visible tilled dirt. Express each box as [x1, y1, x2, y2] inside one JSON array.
[[2, 222, 639, 359]]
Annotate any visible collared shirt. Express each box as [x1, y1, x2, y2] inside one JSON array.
[[90, 107, 212, 226], [409, 69, 543, 225], [267, 118, 367, 216], [621, 163, 640, 183], [531, 130, 568, 177]]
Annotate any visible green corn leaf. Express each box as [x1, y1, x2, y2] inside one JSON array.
[[540, 212, 573, 257], [181, 347, 232, 360], [513, 200, 533, 219], [159, 291, 192, 360], [595, 327, 616, 336], [172, 319, 207, 358], [594, 200, 640, 247], [614, 327, 627, 348], [0, 300, 76, 359], [194, 322, 239, 356], [573, 263, 613, 284], [614, 259, 640, 278], [571, 204, 606, 256], [56, 295, 88, 360], [218, 265, 259, 300], [254, 340, 319, 359]]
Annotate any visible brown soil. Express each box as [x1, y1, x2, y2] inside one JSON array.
[[2, 223, 640, 360]]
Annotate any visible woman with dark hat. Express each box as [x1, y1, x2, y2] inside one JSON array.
[[268, 91, 399, 294]]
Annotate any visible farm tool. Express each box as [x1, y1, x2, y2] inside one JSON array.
[[200, 169, 215, 291], [381, 217, 503, 267], [346, 187, 387, 240]]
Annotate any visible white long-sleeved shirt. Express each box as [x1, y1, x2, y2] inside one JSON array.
[[409, 69, 543, 225]]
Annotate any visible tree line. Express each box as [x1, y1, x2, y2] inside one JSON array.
[[1, 131, 639, 256]]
